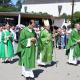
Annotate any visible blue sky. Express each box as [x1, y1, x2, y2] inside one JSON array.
[[11, 0, 18, 5]]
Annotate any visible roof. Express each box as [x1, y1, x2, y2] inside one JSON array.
[[22, 0, 80, 4], [0, 12, 54, 19]]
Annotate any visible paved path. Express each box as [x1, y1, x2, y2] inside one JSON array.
[[0, 48, 80, 80]]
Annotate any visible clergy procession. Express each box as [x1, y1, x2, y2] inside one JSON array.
[[0, 19, 80, 80], [0, 23, 14, 63]]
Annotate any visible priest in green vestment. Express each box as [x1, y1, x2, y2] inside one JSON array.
[[0, 24, 5, 62], [37, 20, 53, 66], [66, 23, 80, 65], [17, 20, 36, 79], [3, 24, 14, 62]]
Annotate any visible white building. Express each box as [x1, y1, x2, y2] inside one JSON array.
[[21, 0, 80, 16]]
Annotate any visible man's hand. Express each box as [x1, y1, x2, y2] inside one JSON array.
[[77, 40, 80, 44], [31, 37, 36, 43]]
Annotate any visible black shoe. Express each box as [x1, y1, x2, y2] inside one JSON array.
[[21, 74, 24, 76], [38, 64, 45, 67], [26, 77, 30, 80], [4, 60, 10, 63], [29, 77, 35, 80], [58, 46, 61, 49], [67, 62, 78, 66]]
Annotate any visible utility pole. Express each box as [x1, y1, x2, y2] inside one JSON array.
[[71, 0, 74, 28]]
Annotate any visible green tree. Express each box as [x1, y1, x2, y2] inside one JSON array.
[[0, 0, 12, 5], [60, 12, 80, 28], [0, 0, 18, 12], [60, 13, 68, 23], [60, 13, 68, 19], [16, 0, 22, 11]]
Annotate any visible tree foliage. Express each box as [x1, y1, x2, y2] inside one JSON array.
[[0, 0, 18, 12], [0, 0, 12, 5], [16, 0, 22, 11], [60, 12, 80, 24]]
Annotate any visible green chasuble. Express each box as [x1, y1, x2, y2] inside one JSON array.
[[39, 29, 53, 63], [0, 31, 5, 58], [17, 27, 36, 69], [3, 30, 14, 58], [66, 28, 80, 58]]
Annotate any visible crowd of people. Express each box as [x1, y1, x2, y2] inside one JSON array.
[[0, 23, 16, 63], [0, 19, 80, 80], [53, 25, 72, 49]]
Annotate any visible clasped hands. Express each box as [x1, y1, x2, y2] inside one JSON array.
[[76, 40, 80, 44], [30, 37, 36, 43]]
